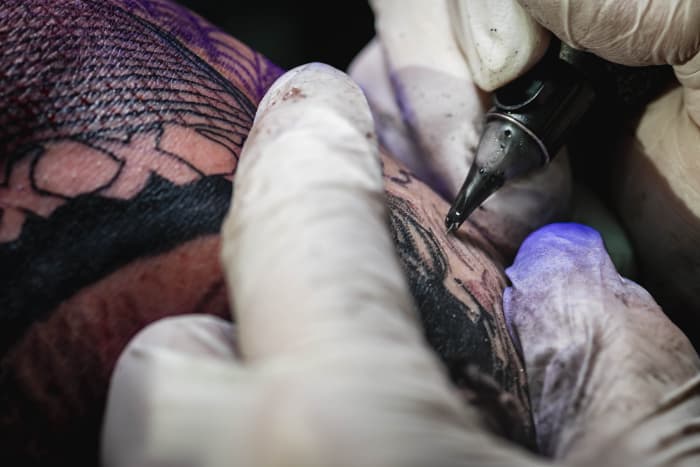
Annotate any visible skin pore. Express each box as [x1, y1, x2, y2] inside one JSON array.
[[1, 0, 532, 464]]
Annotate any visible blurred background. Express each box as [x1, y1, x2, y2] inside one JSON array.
[[179, 0, 376, 71]]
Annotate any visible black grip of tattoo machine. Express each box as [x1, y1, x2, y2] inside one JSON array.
[[445, 39, 675, 233]]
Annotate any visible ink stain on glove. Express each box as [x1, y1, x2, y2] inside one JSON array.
[[503, 223, 700, 460]]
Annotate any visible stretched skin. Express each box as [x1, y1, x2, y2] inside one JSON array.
[[0, 1, 532, 464]]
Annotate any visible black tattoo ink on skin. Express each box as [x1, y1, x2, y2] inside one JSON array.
[[386, 193, 536, 448], [0, 0, 260, 352], [0, 174, 232, 353], [1, 2, 537, 464], [389, 168, 413, 187]]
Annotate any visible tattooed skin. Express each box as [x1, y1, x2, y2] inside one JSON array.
[[1, 1, 279, 464], [0, 0, 268, 349], [1, 1, 532, 465], [382, 157, 534, 446]]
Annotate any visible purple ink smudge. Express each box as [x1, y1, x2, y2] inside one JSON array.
[[1, 0, 259, 162]]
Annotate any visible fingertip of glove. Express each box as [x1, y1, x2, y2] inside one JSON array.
[[451, 0, 550, 91], [505, 223, 608, 285], [247, 61, 377, 163], [258, 62, 369, 116], [123, 315, 238, 361], [502, 223, 612, 363]]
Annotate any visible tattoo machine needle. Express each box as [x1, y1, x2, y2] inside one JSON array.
[[445, 42, 598, 234]]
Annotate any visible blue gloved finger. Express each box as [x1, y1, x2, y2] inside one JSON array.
[[503, 223, 700, 463], [505, 223, 620, 293], [221, 62, 429, 363]]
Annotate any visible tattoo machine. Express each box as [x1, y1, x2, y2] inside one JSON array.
[[445, 40, 673, 234]]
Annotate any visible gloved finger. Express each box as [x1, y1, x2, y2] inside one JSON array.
[[102, 315, 261, 467], [449, 0, 550, 91], [221, 63, 547, 467], [222, 61, 427, 364], [369, 0, 572, 244], [515, 0, 700, 126], [676, 51, 700, 126], [504, 223, 700, 463], [347, 38, 432, 185], [611, 94, 700, 346], [515, 0, 700, 68], [511, 1, 700, 328], [369, 0, 488, 197]]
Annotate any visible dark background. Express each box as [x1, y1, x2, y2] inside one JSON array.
[[178, 0, 376, 71]]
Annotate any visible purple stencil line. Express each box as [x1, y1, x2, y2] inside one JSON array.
[[119, 0, 269, 98]]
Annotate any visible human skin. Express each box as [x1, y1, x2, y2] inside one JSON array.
[[102, 65, 700, 466], [0, 1, 535, 465]]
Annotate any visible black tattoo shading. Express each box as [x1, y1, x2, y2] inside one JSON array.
[[0, 0, 267, 353], [0, 3, 538, 465], [0, 175, 232, 354], [388, 168, 413, 187], [386, 193, 536, 449]]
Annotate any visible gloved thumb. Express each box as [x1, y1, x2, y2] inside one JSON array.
[[448, 0, 551, 91]]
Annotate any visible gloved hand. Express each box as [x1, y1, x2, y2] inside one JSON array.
[[101, 62, 544, 467], [349, 0, 572, 257], [504, 224, 700, 465], [101, 63, 700, 467], [355, 0, 700, 334], [503, 0, 700, 332], [525, 0, 700, 328]]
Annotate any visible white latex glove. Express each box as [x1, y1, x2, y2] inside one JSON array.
[[101, 64, 700, 467], [100, 63, 544, 467], [350, 0, 571, 256], [506, 0, 700, 320], [355, 0, 700, 318]]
